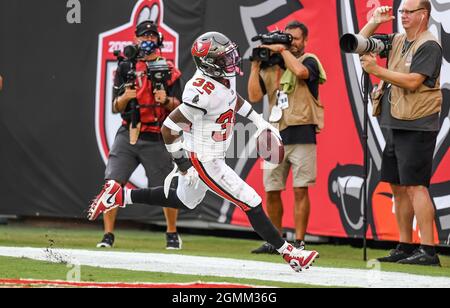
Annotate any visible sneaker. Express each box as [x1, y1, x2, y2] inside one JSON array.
[[96, 233, 115, 248], [166, 232, 182, 250], [281, 244, 319, 272], [87, 180, 124, 221], [251, 242, 278, 254], [377, 245, 414, 263], [397, 248, 441, 267]]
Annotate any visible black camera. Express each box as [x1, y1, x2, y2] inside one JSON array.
[[122, 41, 159, 62], [113, 45, 172, 130], [112, 47, 140, 129], [115, 45, 172, 91], [251, 48, 271, 62], [147, 59, 172, 91], [250, 30, 293, 68], [340, 33, 392, 59]]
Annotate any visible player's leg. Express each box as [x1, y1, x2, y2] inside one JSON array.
[[252, 154, 291, 254], [189, 155, 319, 272], [125, 186, 187, 209], [263, 155, 292, 232], [89, 168, 208, 220]]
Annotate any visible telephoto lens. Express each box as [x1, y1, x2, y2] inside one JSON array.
[[340, 34, 387, 55]]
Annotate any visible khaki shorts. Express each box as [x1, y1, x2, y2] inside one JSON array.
[[263, 144, 317, 192]]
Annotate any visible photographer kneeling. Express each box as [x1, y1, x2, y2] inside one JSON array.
[[93, 20, 183, 250], [248, 21, 326, 254], [359, 1, 442, 266]]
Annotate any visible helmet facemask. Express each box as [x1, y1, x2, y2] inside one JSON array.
[[214, 43, 243, 78]]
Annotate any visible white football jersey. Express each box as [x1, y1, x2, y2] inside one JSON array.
[[179, 70, 237, 162]]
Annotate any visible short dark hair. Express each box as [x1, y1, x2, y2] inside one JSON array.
[[285, 20, 309, 38], [420, 0, 431, 18]]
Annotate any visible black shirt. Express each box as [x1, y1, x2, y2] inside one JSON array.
[[379, 40, 442, 131], [280, 57, 320, 145]]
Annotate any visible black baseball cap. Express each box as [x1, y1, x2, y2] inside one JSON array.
[[135, 20, 159, 37]]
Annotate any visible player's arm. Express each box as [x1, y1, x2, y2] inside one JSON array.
[[236, 94, 281, 140], [162, 107, 194, 174]]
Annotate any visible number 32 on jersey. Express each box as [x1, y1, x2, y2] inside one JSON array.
[[192, 78, 235, 142]]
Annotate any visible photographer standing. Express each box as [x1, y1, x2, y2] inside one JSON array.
[[360, 1, 442, 266], [248, 21, 326, 254], [93, 20, 183, 250]]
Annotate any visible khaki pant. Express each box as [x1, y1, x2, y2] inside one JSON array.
[[263, 144, 317, 191]]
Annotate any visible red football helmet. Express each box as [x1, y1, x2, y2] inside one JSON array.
[[191, 32, 242, 78]]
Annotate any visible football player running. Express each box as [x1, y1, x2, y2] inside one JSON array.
[[88, 32, 319, 272]]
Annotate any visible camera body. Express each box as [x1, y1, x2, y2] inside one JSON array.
[[250, 30, 293, 68], [116, 45, 172, 91], [122, 41, 159, 62], [147, 59, 172, 91], [113, 46, 173, 130], [340, 33, 392, 59]]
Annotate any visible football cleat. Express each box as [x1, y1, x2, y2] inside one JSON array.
[[281, 244, 319, 272], [87, 180, 124, 221]]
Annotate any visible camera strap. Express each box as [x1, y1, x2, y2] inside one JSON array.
[[274, 67, 283, 104], [275, 67, 282, 93], [269, 68, 286, 123], [276, 68, 290, 110]]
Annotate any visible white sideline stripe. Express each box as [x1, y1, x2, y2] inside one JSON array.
[[0, 247, 449, 288], [434, 195, 450, 211]]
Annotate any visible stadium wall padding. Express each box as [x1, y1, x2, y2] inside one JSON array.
[[1, 0, 449, 246]]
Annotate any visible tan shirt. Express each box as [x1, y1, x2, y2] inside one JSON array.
[[260, 54, 324, 132], [373, 31, 442, 120]]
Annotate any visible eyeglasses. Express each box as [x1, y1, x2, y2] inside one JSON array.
[[398, 8, 425, 15]]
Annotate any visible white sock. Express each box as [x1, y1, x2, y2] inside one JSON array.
[[277, 241, 290, 254], [124, 188, 132, 205]]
